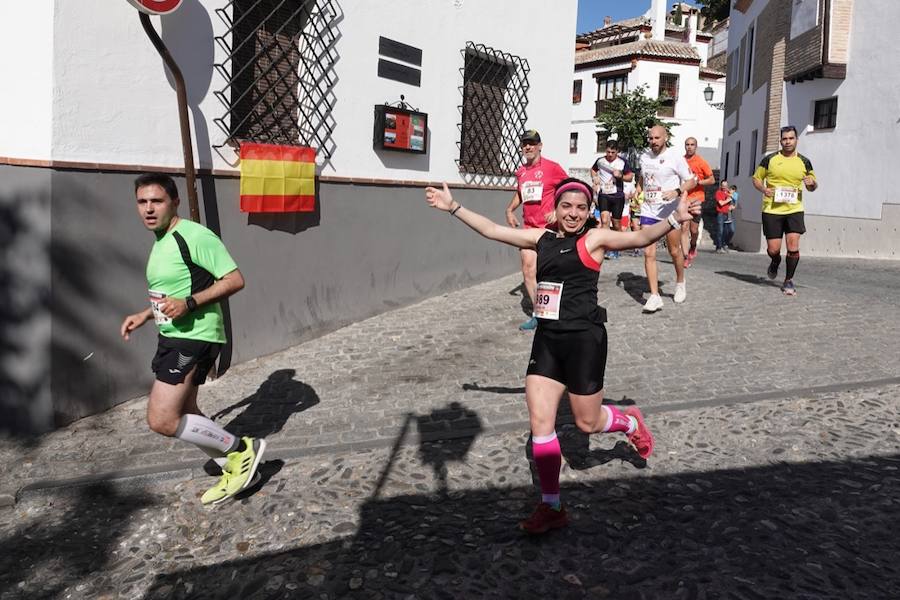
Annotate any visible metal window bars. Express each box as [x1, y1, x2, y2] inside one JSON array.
[[457, 42, 530, 180], [212, 0, 341, 157]]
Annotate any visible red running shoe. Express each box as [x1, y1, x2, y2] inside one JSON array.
[[624, 407, 655, 459], [519, 503, 569, 534]]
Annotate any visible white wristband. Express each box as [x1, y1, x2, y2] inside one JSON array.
[[667, 213, 680, 229]]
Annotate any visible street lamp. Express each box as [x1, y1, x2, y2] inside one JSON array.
[[704, 84, 725, 110]]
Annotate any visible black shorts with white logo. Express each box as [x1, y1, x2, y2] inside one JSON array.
[[762, 211, 806, 239], [151, 335, 222, 385], [598, 195, 626, 220], [526, 324, 607, 395]]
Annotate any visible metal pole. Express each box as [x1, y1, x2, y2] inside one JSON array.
[[139, 12, 200, 223]]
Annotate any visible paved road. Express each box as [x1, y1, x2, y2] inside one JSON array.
[[2, 249, 900, 598]]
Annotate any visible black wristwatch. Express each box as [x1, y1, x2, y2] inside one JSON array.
[[185, 296, 198, 312]]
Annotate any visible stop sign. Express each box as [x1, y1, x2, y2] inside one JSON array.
[[125, 0, 183, 15]]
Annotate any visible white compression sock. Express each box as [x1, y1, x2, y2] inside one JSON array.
[[175, 414, 240, 463]]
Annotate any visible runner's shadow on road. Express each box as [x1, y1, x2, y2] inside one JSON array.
[[616, 272, 673, 304], [462, 382, 526, 394], [212, 368, 320, 439], [0, 483, 155, 600], [415, 402, 483, 497], [508, 282, 533, 316], [716, 270, 782, 289], [142, 453, 900, 598]]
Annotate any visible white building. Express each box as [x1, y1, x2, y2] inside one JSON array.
[[570, 0, 726, 179], [0, 0, 577, 433], [724, 0, 899, 258]]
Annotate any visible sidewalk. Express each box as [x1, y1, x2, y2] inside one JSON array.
[[3, 249, 900, 505]]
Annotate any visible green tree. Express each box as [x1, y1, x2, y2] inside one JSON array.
[[695, 0, 730, 23], [595, 85, 677, 165]]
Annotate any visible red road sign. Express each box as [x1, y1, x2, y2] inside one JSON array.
[[125, 0, 182, 15]]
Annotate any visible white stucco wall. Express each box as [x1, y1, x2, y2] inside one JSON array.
[[725, 0, 900, 257], [0, 2, 54, 160], [6, 0, 576, 183]]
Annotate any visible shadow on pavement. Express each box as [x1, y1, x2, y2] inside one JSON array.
[[415, 402, 482, 497], [0, 483, 156, 600], [716, 270, 782, 289], [462, 382, 526, 394], [213, 369, 320, 439], [508, 282, 532, 316], [141, 452, 900, 598]]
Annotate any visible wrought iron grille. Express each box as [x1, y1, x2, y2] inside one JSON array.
[[213, 0, 340, 156], [457, 42, 530, 178]]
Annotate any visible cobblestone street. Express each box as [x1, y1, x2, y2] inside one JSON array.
[[2, 249, 900, 599]]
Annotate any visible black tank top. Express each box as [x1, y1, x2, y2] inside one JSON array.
[[534, 230, 607, 331]]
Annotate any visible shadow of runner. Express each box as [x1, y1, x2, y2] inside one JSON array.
[[0, 484, 155, 600], [141, 453, 900, 598], [716, 270, 783, 289], [213, 369, 320, 439], [415, 402, 483, 497], [508, 282, 533, 316]]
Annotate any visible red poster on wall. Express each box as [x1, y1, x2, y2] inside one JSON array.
[[375, 105, 427, 154]]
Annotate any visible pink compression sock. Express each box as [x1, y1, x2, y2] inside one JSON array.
[[602, 405, 637, 434], [532, 432, 562, 506]]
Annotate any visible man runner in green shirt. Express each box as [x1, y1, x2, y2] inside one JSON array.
[[120, 173, 265, 504], [752, 126, 818, 296]]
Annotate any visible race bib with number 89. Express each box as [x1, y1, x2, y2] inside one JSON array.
[[534, 281, 563, 320]]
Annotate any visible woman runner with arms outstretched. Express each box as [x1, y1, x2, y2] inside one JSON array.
[[425, 178, 701, 533]]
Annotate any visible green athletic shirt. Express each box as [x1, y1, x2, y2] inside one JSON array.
[[753, 152, 815, 216], [146, 219, 238, 344]]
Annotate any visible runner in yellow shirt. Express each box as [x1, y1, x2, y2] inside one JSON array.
[[752, 126, 817, 296]]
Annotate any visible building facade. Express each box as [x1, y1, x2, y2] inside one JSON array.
[[0, 0, 577, 433], [724, 0, 898, 257], [570, 0, 725, 179]]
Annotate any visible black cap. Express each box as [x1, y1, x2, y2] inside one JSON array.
[[520, 129, 541, 144]]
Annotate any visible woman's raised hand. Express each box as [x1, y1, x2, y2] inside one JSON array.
[[425, 182, 454, 212]]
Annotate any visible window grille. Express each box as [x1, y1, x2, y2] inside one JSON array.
[[813, 97, 837, 130], [458, 42, 530, 178], [658, 73, 679, 118], [212, 0, 340, 156]]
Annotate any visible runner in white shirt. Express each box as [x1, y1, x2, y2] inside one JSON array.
[[637, 125, 696, 312]]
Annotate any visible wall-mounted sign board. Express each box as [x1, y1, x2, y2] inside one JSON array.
[[374, 105, 428, 154]]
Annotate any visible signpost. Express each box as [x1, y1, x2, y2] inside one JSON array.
[[124, 0, 200, 223], [125, 0, 183, 16]]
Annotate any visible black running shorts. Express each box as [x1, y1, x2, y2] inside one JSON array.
[[151, 335, 222, 385], [762, 211, 806, 239], [598, 195, 626, 220], [526, 325, 607, 395]]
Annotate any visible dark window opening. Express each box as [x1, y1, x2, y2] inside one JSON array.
[[458, 42, 530, 177], [213, 0, 340, 155], [570, 132, 578, 154], [595, 73, 627, 118], [573, 80, 583, 104], [658, 73, 679, 118], [813, 97, 838, 130]]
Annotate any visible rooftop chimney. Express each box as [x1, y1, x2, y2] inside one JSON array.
[[603, 15, 612, 27], [651, 0, 667, 40]]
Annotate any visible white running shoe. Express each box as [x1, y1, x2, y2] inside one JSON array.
[[674, 282, 687, 304], [643, 294, 664, 313]]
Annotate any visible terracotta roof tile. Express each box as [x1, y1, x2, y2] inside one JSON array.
[[575, 38, 701, 66]]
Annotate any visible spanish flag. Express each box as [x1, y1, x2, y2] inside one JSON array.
[[239, 143, 316, 213]]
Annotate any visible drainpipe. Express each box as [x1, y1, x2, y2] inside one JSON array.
[[138, 12, 201, 223]]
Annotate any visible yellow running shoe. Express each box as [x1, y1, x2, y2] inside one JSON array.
[[200, 437, 266, 505]]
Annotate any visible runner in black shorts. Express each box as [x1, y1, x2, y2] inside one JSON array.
[[591, 140, 634, 259], [121, 173, 266, 505], [425, 176, 701, 534]]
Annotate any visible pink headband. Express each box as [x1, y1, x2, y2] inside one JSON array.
[[554, 180, 593, 204]]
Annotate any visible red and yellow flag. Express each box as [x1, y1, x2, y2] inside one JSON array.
[[239, 143, 316, 213]]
